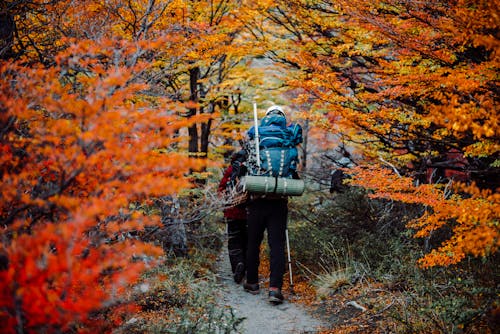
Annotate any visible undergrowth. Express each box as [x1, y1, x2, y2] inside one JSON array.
[[112, 171, 498, 334], [117, 258, 244, 334], [114, 183, 244, 334], [289, 186, 499, 333]]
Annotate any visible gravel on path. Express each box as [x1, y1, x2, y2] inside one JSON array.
[[215, 245, 327, 334]]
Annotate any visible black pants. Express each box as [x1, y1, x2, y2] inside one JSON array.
[[227, 218, 247, 273], [246, 198, 288, 289]]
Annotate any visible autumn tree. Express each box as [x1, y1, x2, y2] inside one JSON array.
[[5, 0, 261, 158], [0, 0, 225, 332], [246, 0, 499, 266], [139, 0, 262, 159], [0, 0, 282, 330]]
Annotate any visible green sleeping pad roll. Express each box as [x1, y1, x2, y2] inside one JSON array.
[[242, 175, 305, 196]]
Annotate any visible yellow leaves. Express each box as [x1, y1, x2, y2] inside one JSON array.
[[464, 140, 500, 158], [452, 121, 468, 132]]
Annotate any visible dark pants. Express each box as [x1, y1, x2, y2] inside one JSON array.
[[246, 198, 288, 289], [227, 218, 247, 273]]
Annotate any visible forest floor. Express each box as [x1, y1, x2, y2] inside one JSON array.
[[214, 243, 330, 334]]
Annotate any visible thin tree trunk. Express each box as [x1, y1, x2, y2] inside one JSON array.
[[188, 66, 200, 153], [0, 12, 15, 60], [200, 118, 212, 156]]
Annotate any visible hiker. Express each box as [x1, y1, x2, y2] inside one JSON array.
[[218, 149, 248, 284], [243, 105, 302, 304], [330, 157, 354, 194]]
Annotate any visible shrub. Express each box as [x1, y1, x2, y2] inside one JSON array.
[[290, 183, 498, 333]]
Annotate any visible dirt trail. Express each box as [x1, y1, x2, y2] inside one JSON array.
[[215, 244, 327, 334]]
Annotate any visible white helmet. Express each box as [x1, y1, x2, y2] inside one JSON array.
[[265, 105, 286, 118]]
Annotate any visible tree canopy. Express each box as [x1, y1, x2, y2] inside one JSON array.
[[0, 0, 498, 332]]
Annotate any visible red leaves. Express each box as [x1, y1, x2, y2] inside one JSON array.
[[1, 220, 163, 332], [0, 36, 205, 332]]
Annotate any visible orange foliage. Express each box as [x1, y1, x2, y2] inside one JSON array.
[[1, 0, 258, 331], [253, 0, 498, 178], [349, 165, 500, 267], [0, 36, 204, 332], [1, 0, 498, 331], [247, 0, 499, 267]]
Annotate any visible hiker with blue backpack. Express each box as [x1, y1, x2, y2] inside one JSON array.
[[242, 105, 303, 305]]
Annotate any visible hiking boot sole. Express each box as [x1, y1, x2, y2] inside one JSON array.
[[244, 287, 260, 295], [269, 296, 284, 304], [243, 282, 260, 295]]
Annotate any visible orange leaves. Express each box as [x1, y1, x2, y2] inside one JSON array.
[[0, 1, 259, 332], [0, 218, 163, 332], [267, 0, 499, 170], [349, 165, 441, 206], [257, 0, 498, 272], [0, 32, 210, 331], [349, 165, 500, 268], [418, 217, 500, 268]]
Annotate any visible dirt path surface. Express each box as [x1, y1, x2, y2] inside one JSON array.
[[215, 245, 327, 334]]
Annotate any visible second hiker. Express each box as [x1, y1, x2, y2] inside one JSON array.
[[218, 149, 248, 284]]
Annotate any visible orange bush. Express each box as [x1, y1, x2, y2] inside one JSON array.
[[349, 165, 500, 267], [0, 39, 203, 332]]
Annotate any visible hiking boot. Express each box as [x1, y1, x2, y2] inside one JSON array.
[[268, 288, 284, 304], [233, 262, 245, 284], [243, 282, 260, 295]]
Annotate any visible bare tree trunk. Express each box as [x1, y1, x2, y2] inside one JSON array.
[[0, 12, 15, 60], [200, 118, 212, 156], [158, 197, 188, 256], [188, 66, 200, 153]]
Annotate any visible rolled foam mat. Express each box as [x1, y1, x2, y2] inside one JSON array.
[[242, 175, 305, 196]]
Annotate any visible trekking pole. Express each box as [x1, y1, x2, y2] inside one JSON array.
[[253, 102, 260, 168], [285, 227, 294, 294]]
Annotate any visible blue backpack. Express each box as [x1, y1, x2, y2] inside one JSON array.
[[247, 114, 303, 178]]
